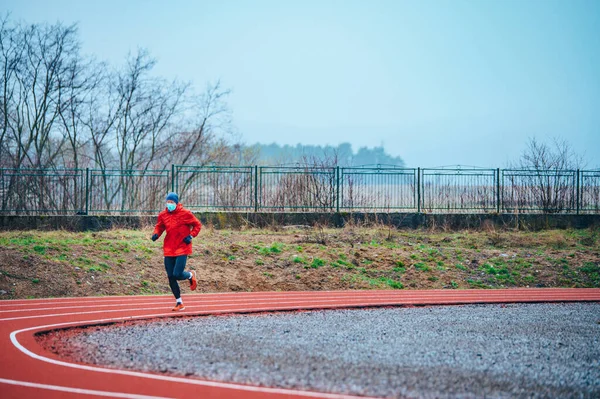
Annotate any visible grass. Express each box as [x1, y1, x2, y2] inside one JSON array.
[[256, 242, 285, 256], [414, 262, 430, 272], [33, 245, 46, 255], [580, 262, 600, 285], [307, 258, 325, 269], [467, 279, 491, 289], [331, 257, 352, 268], [0, 227, 598, 299], [346, 274, 404, 289], [292, 255, 308, 264]]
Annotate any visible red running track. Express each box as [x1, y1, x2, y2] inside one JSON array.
[[1, 288, 599, 399]]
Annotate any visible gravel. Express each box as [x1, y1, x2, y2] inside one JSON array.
[[60, 303, 600, 398]]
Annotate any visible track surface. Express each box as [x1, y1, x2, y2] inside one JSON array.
[[1, 288, 599, 399]]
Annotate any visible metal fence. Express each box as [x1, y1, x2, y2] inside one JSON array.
[[421, 168, 497, 213], [1, 166, 599, 214], [340, 166, 416, 211], [173, 165, 254, 211], [88, 169, 170, 214], [0, 168, 86, 214], [581, 170, 600, 214], [501, 169, 577, 213], [259, 166, 336, 211]]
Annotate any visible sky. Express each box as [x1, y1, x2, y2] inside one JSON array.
[[4, 0, 600, 168]]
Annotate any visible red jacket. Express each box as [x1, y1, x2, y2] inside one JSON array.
[[153, 203, 202, 257]]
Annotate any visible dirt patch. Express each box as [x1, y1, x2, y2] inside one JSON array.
[[0, 226, 598, 299]]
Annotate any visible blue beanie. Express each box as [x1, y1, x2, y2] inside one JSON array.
[[166, 192, 179, 204]]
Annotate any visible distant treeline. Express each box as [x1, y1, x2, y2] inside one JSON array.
[[246, 142, 405, 167]]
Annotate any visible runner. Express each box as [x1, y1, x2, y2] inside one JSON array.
[[151, 192, 201, 311]]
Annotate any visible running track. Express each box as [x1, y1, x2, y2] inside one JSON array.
[[1, 289, 599, 399]]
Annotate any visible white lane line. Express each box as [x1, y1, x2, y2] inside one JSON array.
[[10, 315, 376, 399], [3, 288, 590, 308], [0, 293, 422, 313], [0, 377, 174, 398], [0, 291, 389, 307], [0, 294, 379, 312], [9, 294, 598, 399], [0, 288, 370, 306], [0, 296, 424, 321], [0, 289, 409, 303], [5, 288, 479, 307], [2, 293, 591, 321]]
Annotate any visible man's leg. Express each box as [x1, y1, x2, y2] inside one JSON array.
[[173, 255, 197, 291], [164, 256, 181, 300], [173, 255, 191, 280]]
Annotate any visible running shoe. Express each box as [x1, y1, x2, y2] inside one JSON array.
[[189, 270, 197, 291], [172, 303, 185, 311]]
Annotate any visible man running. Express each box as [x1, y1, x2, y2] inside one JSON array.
[[152, 192, 201, 311]]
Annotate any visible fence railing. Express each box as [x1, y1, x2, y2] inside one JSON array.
[[1, 166, 598, 214]]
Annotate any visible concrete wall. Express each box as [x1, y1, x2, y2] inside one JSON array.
[[1, 213, 599, 231]]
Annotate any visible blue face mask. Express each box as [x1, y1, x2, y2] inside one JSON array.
[[166, 203, 176, 212]]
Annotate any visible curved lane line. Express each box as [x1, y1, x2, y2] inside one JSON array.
[[10, 325, 372, 399], [0, 378, 174, 399], [2, 288, 597, 308], [0, 292, 464, 313], [3, 291, 599, 321], [9, 308, 382, 399], [3, 289, 600, 399]]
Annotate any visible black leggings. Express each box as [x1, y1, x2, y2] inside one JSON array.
[[164, 255, 191, 299]]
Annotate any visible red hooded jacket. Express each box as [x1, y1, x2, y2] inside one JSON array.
[[153, 203, 202, 257]]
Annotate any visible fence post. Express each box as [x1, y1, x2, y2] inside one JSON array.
[[417, 167, 421, 213], [85, 168, 90, 215], [171, 164, 175, 193], [254, 165, 258, 212], [336, 166, 340, 213], [576, 169, 580, 215], [496, 168, 500, 213]]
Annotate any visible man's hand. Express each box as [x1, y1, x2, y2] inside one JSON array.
[[151, 234, 159, 241], [183, 235, 192, 244]]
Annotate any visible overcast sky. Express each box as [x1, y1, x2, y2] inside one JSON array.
[[5, 0, 600, 168]]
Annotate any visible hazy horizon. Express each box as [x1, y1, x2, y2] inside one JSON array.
[[5, 0, 600, 168]]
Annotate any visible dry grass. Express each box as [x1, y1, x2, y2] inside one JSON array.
[[0, 226, 598, 299]]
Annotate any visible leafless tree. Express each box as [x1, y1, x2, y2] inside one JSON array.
[[0, 15, 23, 168], [505, 137, 585, 213], [167, 81, 232, 167], [13, 22, 79, 168], [0, 17, 85, 212], [111, 49, 187, 171]]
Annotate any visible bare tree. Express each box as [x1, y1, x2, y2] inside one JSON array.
[[519, 137, 584, 171], [0, 15, 24, 168], [111, 49, 187, 171], [0, 15, 248, 214], [13, 22, 79, 168], [167, 80, 232, 167], [0, 17, 85, 212], [505, 137, 585, 213]]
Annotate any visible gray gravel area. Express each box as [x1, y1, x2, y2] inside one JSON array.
[[59, 303, 600, 398]]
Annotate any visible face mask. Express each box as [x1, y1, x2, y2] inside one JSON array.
[[166, 203, 176, 212]]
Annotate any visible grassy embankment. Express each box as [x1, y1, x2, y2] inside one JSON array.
[[0, 226, 598, 299]]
